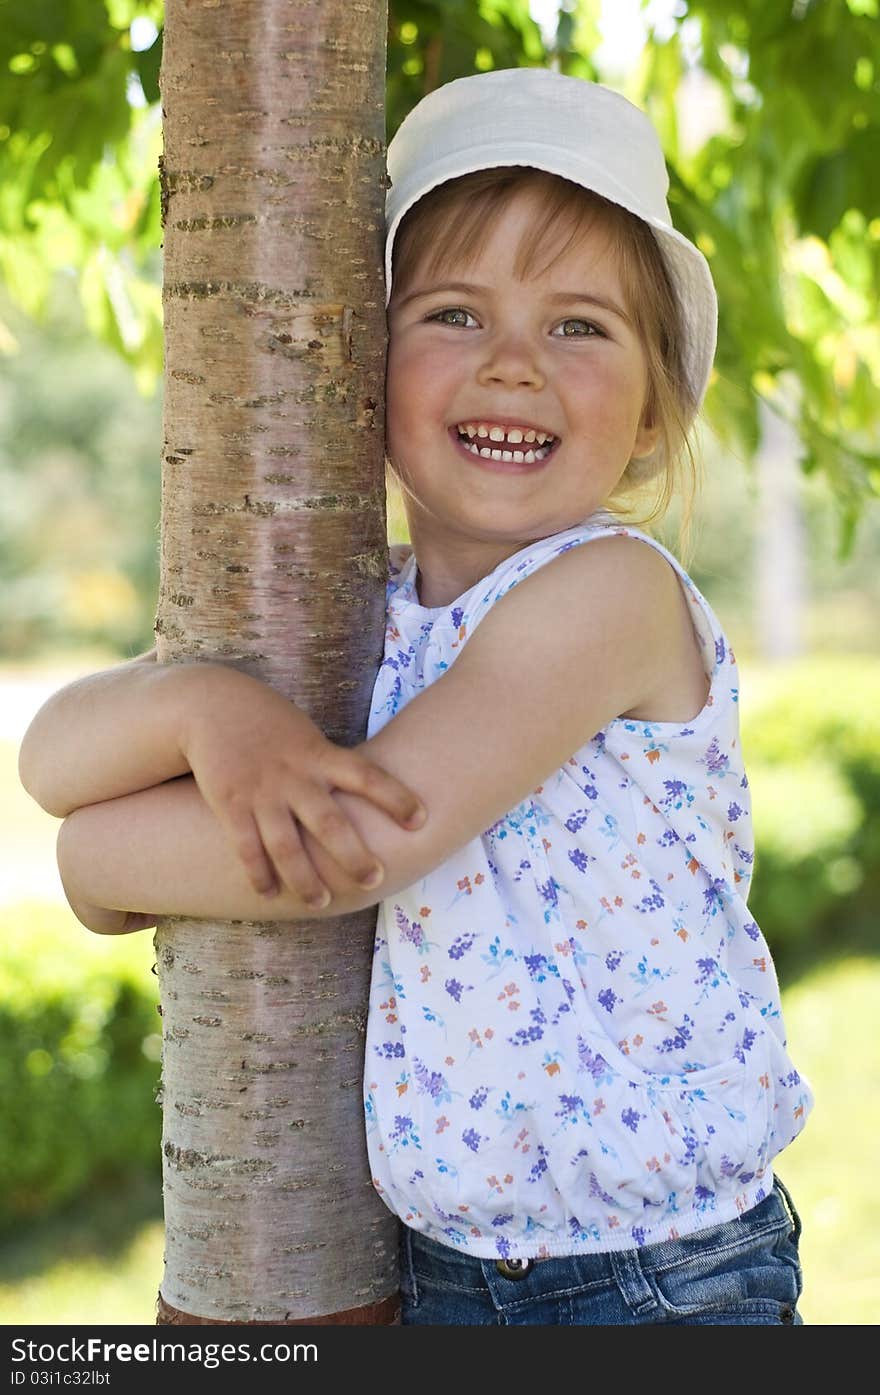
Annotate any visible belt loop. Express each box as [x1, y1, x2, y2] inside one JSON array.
[[773, 1172, 803, 1243], [610, 1246, 658, 1316]]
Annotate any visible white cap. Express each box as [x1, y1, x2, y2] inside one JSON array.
[[385, 68, 717, 416]]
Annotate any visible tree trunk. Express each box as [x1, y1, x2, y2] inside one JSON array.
[[154, 0, 397, 1324]]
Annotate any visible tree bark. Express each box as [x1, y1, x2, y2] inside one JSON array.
[[154, 0, 397, 1323]]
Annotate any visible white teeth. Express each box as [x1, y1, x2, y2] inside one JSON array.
[[490, 449, 502, 459], [489, 426, 505, 442], [535, 445, 550, 460], [477, 425, 489, 437], [523, 449, 536, 463], [524, 429, 536, 442], [479, 447, 492, 457], [501, 450, 514, 461], [506, 429, 523, 443]]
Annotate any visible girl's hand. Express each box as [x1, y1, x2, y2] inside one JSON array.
[[179, 665, 426, 907]]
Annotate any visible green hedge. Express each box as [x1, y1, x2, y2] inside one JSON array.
[[0, 904, 160, 1233], [742, 656, 880, 966]]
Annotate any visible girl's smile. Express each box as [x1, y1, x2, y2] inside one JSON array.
[[449, 420, 560, 472], [386, 186, 659, 605]]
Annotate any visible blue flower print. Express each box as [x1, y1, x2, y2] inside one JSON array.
[[462, 1128, 482, 1154], [634, 879, 665, 914], [621, 1107, 644, 1133], [412, 1058, 452, 1105], [445, 978, 472, 1004], [568, 847, 594, 874], [701, 737, 730, 777], [389, 1115, 421, 1154], [449, 933, 477, 960], [576, 1038, 618, 1087], [661, 778, 694, 811]]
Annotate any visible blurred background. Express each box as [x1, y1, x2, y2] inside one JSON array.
[[1, 0, 878, 1324]]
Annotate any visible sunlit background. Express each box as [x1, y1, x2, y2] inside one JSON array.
[[1, 0, 878, 1325]]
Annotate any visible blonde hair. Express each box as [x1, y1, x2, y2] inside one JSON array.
[[389, 167, 701, 556]]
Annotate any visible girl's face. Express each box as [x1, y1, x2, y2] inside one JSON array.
[[386, 185, 659, 558]]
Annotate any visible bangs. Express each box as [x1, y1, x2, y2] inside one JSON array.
[[391, 168, 620, 297]]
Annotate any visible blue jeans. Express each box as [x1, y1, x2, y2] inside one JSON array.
[[399, 1173, 804, 1325]]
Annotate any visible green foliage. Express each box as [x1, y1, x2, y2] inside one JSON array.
[[0, 903, 160, 1233], [0, 0, 163, 381], [742, 657, 880, 966], [635, 0, 880, 536], [0, 285, 160, 657]]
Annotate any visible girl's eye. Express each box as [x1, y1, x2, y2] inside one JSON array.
[[427, 307, 477, 328], [554, 318, 605, 338]]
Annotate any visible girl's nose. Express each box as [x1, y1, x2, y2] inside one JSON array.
[[476, 334, 545, 391]]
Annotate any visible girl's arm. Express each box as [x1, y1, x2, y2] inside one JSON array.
[[58, 537, 707, 930], [18, 646, 188, 817], [20, 647, 426, 905]]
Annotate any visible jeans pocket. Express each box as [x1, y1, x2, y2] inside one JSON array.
[[642, 1202, 802, 1322]]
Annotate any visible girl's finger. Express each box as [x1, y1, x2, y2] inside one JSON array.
[[324, 748, 427, 830], [293, 786, 386, 891], [219, 808, 281, 898], [257, 807, 332, 909]]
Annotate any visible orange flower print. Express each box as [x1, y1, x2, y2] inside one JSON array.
[[420, 906, 431, 917], [445, 1056, 455, 1066], [753, 957, 767, 972], [420, 965, 431, 983], [457, 877, 472, 895], [676, 928, 689, 942], [608, 1215, 619, 1228], [474, 873, 484, 886], [593, 1098, 606, 1115], [436, 1116, 449, 1133], [646, 748, 661, 764], [544, 1061, 561, 1077], [614, 896, 624, 907], [648, 1001, 667, 1017], [637, 833, 646, 845], [396, 1081, 408, 1096]]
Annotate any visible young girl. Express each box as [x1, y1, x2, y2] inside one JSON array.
[[20, 68, 812, 1325]]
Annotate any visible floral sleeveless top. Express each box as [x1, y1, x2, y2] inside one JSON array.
[[363, 516, 813, 1259]]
